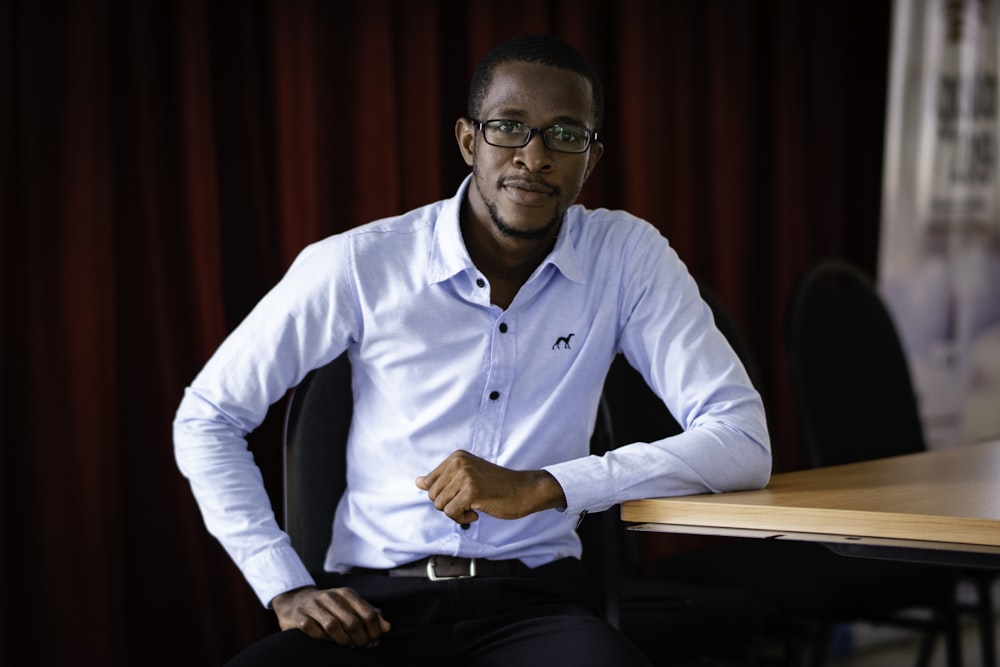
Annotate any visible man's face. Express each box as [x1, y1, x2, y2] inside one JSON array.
[[456, 61, 603, 241]]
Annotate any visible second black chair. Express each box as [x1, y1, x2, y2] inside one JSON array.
[[786, 259, 994, 667]]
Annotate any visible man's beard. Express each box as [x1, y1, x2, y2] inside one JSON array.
[[474, 165, 561, 241], [486, 198, 561, 240]]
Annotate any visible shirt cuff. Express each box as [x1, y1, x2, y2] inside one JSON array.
[[543, 455, 613, 517], [243, 543, 316, 608]]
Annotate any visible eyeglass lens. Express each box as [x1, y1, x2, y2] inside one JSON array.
[[480, 120, 593, 153]]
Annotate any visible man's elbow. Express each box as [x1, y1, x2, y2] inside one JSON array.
[[740, 440, 772, 490], [718, 436, 771, 492]]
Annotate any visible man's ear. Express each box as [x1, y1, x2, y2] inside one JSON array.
[[582, 141, 604, 183], [455, 118, 475, 166]]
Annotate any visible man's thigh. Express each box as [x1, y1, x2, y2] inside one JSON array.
[[457, 607, 651, 667], [226, 559, 650, 667], [224, 629, 424, 667], [443, 560, 651, 667]]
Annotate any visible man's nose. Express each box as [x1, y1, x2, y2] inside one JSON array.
[[513, 133, 553, 171]]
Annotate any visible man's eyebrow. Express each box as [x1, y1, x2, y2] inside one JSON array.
[[487, 108, 588, 126], [551, 115, 588, 126], [488, 107, 528, 120]]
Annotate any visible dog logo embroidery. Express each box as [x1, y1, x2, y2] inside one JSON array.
[[552, 333, 575, 350]]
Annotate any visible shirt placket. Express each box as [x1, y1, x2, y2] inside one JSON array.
[[470, 309, 516, 463]]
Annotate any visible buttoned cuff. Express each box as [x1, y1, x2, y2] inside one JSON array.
[[543, 455, 615, 518], [243, 543, 316, 608]]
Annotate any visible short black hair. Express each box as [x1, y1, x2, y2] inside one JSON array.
[[467, 34, 605, 132]]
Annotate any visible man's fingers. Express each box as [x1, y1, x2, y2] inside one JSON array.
[[289, 615, 330, 641], [415, 451, 464, 491], [443, 508, 478, 523], [328, 588, 391, 646], [417, 462, 457, 507], [314, 588, 389, 647], [418, 451, 499, 523], [423, 473, 478, 523], [276, 586, 390, 648]]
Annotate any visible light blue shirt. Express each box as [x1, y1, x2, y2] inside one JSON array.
[[173, 176, 771, 606]]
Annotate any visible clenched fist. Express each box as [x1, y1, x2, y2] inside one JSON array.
[[415, 449, 566, 524]]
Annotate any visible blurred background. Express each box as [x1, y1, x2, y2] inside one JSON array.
[[1, 1, 896, 664]]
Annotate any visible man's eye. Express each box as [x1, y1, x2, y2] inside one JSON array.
[[495, 121, 521, 134], [554, 127, 581, 143]]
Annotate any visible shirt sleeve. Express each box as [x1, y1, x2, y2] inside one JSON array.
[[545, 223, 771, 515], [172, 236, 359, 606]]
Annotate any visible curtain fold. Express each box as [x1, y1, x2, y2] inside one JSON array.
[[1, 1, 891, 663]]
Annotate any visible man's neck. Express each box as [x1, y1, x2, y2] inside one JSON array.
[[460, 203, 559, 308]]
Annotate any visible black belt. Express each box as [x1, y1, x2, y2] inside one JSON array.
[[349, 555, 528, 580]]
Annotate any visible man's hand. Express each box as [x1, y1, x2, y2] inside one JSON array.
[[415, 449, 567, 524], [272, 586, 391, 647]]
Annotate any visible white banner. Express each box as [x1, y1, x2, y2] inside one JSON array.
[[879, 0, 1000, 448]]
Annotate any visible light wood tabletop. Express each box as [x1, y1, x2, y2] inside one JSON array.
[[621, 438, 1000, 568]]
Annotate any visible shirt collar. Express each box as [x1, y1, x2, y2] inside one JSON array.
[[546, 209, 586, 284], [427, 176, 476, 285], [427, 174, 587, 286]]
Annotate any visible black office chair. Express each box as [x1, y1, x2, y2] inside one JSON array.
[[283, 352, 764, 666], [283, 353, 352, 577], [786, 259, 995, 667], [629, 278, 964, 667], [787, 260, 928, 466]]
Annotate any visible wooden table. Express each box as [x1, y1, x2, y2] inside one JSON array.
[[621, 439, 1000, 569]]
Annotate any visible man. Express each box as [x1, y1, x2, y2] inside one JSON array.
[[174, 34, 771, 666]]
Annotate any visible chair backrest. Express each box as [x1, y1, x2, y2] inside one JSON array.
[[283, 354, 352, 575], [785, 260, 926, 468], [282, 353, 620, 623], [578, 394, 620, 627]]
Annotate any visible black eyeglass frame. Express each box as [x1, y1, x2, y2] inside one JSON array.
[[472, 119, 598, 154]]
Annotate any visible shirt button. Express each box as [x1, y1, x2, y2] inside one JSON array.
[[476, 278, 486, 288], [499, 323, 508, 333], [489, 391, 500, 400], [460, 523, 470, 530]]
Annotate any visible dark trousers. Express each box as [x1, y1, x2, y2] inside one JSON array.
[[226, 557, 651, 666]]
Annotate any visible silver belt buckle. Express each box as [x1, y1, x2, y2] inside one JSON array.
[[426, 556, 477, 581]]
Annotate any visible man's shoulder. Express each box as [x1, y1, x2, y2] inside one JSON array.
[[286, 199, 450, 275], [566, 204, 664, 251], [347, 199, 447, 240]]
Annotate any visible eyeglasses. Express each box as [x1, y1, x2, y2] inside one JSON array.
[[473, 119, 598, 154]]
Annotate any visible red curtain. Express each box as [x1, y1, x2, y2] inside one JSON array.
[[2, 1, 891, 663]]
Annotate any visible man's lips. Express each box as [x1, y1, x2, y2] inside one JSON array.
[[500, 179, 557, 203], [502, 178, 555, 194]]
